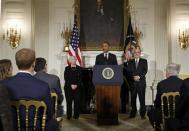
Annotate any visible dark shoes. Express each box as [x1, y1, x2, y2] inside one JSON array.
[[129, 113, 146, 119], [155, 126, 162, 131], [141, 115, 146, 119], [120, 110, 126, 114], [120, 109, 129, 114], [129, 114, 136, 118], [67, 116, 79, 120], [67, 117, 71, 120], [73, 115, 79, 119], [129, 110, 136, 118]]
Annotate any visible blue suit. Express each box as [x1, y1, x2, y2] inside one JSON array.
[[0, 72, 58, 131]]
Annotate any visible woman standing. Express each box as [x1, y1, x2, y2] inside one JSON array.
[[64, 56, 82, 120]]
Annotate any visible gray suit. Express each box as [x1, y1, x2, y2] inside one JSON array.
[[34, 71, 63, 116]]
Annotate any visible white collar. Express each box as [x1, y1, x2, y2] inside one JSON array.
[[135, 58, 139, 61], [135, 58, 140, 61], [104, 52, 109, 55], [18, 70, 33, 75]]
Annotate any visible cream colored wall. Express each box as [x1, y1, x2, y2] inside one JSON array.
[[33, 0, 49, 61], [48, 0, 74, 84]]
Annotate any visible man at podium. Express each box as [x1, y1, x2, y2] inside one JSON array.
[[94, 41, 122, 125], [95, 41, 118, 65]]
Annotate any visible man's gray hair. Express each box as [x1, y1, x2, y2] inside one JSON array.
[[68, 56, 76, 63], [166, 63, 180, 76]]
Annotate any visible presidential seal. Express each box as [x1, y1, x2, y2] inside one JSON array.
[[102, 67, 114, 80]]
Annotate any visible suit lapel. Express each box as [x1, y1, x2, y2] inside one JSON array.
[[131, 60, 136, 71], [137, 58, 141, 70]]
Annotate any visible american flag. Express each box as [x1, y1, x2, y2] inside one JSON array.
[[67, 16, 82, 66]]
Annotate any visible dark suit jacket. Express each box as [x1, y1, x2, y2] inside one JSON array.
[[154, 76, 183, 109], [0, 85, 13, 131], [95, 53, 118, 65], [0, 73, 54, 129], [175, 78, 189, 129], [126, 58, 148, 86], [64, 65, 83, 89], [34, 71, 63, 104], [123, 61, 130, 80]]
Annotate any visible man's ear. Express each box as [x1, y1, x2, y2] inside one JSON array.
[[32, 61, 35, 68], [45, 64, 47, 70]]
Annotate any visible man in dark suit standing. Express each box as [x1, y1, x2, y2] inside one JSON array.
[[95, 41, 118, 65], [127, 46, 148, 119], [34, 57, 64, 118], [147, 63, 183, 131], [0, 48, 58, 131]]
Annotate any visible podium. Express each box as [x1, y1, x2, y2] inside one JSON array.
[[93, 65, 123, 125]]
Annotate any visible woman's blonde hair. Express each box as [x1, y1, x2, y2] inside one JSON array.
[[0, 59, 12, 80]]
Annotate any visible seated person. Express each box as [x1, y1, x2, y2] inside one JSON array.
[[34, 57, 63, 117], [171, 78, 189, 131], [147, 63, 183, 131], [0, 48, 58, 131], [0, 59, 12, 80], [0, 59, 13, 131]]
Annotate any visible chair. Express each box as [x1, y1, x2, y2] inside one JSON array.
[[11, 100, 47, 131], [161, 92, 180, 131], [178, 74, 189, 80], [51, 92, 58, 119]]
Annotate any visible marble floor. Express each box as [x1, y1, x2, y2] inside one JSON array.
[[59, 114, 154, 131]]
